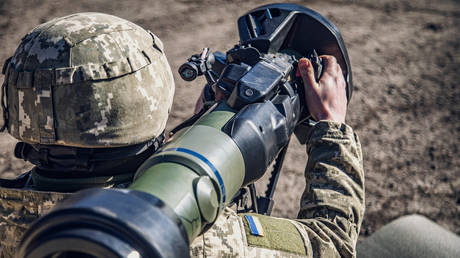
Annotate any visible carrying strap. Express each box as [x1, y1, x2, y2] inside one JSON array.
[[30, 170, 133, 192]]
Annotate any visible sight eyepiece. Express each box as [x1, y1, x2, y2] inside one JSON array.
[[179, 62, 199, 81]]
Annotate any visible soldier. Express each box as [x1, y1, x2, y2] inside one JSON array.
[[0, 13, 175, 257], [0, 12, 364, 257]]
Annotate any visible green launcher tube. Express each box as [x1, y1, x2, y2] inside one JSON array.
[[130, 105, 246, 242]]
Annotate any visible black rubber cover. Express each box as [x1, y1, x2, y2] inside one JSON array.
[[18, 188, 190, 258], [224, 101, 290, 185]]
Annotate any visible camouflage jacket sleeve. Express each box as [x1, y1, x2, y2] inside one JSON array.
[[295, 121, 364, 257], [190, 121, 364, 257]]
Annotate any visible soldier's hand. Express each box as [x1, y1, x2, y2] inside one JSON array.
[[298, 56, 347, 123]]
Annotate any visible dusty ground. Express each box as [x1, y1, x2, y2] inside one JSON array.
[[0, 0, 459, 241]]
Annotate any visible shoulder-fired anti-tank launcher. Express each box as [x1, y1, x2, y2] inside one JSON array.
[[18, 4, 352, 258]]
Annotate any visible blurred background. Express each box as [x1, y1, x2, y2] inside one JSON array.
[[0, 0, 458, 239]]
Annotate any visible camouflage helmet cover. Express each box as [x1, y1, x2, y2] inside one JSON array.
[[1, 13, 175, 147]]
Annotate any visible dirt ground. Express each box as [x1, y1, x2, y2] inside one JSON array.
[[0, 0, 458, 241]]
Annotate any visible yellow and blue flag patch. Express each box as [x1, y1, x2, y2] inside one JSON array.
[[244, 215, 264, 236]]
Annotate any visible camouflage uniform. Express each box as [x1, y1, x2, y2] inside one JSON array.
[[0, 121, 363, 258], [0, 186, 70, 257]]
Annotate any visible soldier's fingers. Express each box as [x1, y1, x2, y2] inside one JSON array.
[[298, 58, 317, 89], [336, 61, 342, 74], [336, 63, 346, 84], [320, 55, 338, 76]]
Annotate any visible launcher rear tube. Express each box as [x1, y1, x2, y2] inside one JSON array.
[[130, 106, 245, 241]]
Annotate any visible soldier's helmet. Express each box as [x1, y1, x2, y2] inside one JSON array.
[[1, 12, 175, 148]]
